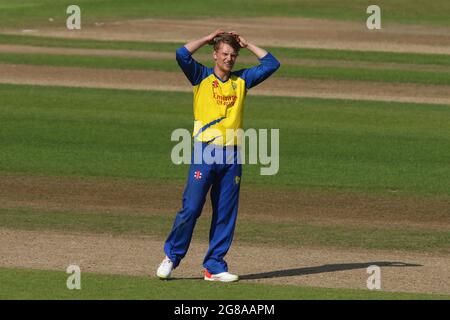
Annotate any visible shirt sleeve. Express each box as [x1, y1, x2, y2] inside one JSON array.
[[239, 53, 281, 89], [176, 46, 208, 86]]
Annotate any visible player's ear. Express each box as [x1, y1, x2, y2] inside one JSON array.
[[213, 50, 218, 61]]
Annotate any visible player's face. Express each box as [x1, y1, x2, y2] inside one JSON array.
[[214, 43, 238, 73]]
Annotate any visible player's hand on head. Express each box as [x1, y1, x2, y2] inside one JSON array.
[[207, 28, 226, 44], [228, 31, 240, 41], [237, 36, 248, 48], [229, 31, 248, 48]]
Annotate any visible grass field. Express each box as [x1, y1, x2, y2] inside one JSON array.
[[1, 0, 449, 28], [0, 52, 449, 86], [2, 34, 450, 66], [2, 84, 450, 195], [1, 207, 449, 252], [1, 0, 449, 301], [1, 268, 449, 300]]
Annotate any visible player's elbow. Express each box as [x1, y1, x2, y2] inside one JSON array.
[[175, 47, 185, 62], [272, 57, 281, 71], [265, 54, 281, 73], [176, 46, 192, 62], [266, 60, 280, 76]]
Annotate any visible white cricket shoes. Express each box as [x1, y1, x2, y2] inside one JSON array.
[[204, 269, 239, 282], [156, 257, 174, 279]]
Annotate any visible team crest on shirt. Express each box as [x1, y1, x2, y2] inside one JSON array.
[[231, 81, 237, 90], [194, 170, 202, 180], [235, 176, 240, 184], [212, 80, 219, 88]]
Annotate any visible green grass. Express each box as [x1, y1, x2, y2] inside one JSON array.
[[0, 51, 449, 86], [0, 52, 180, 73], [2, 33, 450, 67], [1, 208, 449, 253], [0, 0, 449, 28], [279, 64, 450, 85], [1, 267, 448, 300], [1, 84, 450, 196], [268, 48, 450, 67], [0, 34, 183, 52]]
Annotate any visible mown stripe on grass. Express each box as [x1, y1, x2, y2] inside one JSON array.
[[0, 52, 181, 72], [0, 0, 449, 27], [267, 47, 450, 67], [1, 34, 450, 66], [277, 64, 450, 85], [2, 267, 448, 300], [0, 34, 183, 52], [1, 267, 449, 300], [1, 208, 449, 253], [1, 84, 450, 196], [0, 51, 449, 86], [2, 44, 449, 74]]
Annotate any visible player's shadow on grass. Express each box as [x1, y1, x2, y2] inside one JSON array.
[[239, 261, 422, 280], [166, 261, 421, 281]]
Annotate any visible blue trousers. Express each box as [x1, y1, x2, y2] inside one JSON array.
[[164, 142, 242, 274]]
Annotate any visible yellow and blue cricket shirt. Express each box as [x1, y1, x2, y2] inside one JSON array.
[[176, 46, 280, 146]]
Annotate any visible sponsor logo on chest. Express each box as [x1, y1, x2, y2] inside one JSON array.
[[212, 79, 238, 108]]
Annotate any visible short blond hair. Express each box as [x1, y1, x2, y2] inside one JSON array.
[[211, 33, 240, 53]]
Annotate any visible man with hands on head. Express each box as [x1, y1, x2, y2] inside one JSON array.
[[157, 29, 280, 282]]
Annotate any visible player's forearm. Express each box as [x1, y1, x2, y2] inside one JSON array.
[[246, 43, 268, 59], [184, 36, 209, 54], [184, 29, 225, 54]]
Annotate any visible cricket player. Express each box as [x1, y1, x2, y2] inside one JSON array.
[[157, 29, 280, 282]]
